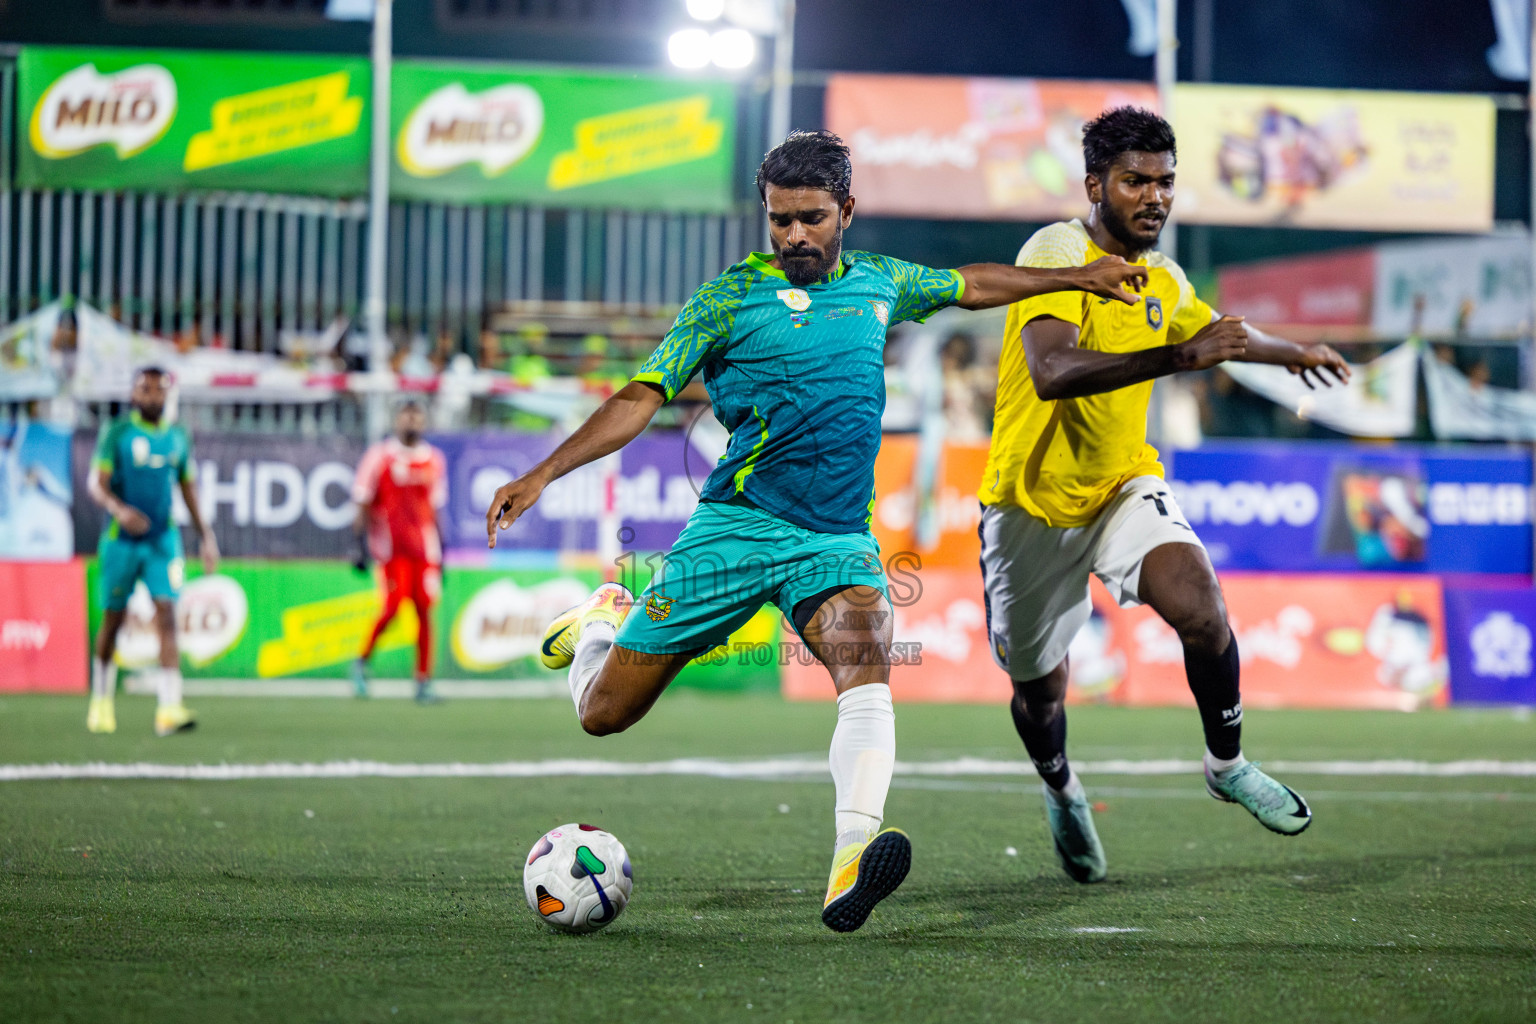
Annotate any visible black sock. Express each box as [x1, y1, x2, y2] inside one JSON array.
[[1009, 696, 1071, 791], [1185, 634, 1243, 761]]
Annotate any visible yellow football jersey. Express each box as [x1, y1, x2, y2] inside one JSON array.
[[978, 219, 1215, 527]]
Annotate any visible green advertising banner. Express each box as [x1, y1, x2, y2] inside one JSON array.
[[389, 60, 737, 211], [18, 46, 739, 210], [84, 559, 779, 691], [19, 46, 370, 196]]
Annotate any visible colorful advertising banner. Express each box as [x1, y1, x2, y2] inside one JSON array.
[[1173, 84, 1495, 233], [1372, 232, 1531, 339], [0, 559, 87, 692], [1168, 441, 1532, 575], [1443, 586, 1536, 705], [19, 46, 370, 196], [825, 74, 1158, 221], [1070, 574, 1449, 711], [84, 558, 779, 689], [390, 61, 736, 211]]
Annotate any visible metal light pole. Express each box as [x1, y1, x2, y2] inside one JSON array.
[[364, 0, 393, 441], [1155, 0, 1178, 262], [767, 0, 795, 151]]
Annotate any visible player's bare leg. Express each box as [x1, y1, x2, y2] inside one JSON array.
[[1136, 542, 1311, 834], [87, 610, 126, 734], [798, 586, 910, 933], [152, 598, 195, 736], [1010, 657, 1107, 883]]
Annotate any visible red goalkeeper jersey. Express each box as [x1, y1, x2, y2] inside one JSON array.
[[353, 438, 447, 564]]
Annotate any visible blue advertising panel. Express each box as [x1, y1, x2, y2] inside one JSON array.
[[1169, 441, 1531, 575], [1, 418, 73, 559], [1443, 586, 1536, 704]]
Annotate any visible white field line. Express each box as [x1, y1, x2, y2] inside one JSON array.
[[2, 757, 1536, 782]]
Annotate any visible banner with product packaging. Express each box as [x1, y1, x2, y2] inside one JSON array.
[[0, 559, 87, 692], [83, 558, 779, 689], [1168, 440, 1532, 575], [1173, 84, 1495, 233], [1442, 586, 1536, 705], [824, 74, 1158, 220], [18, 46, 370, 195], [389, 60, 735, 211], [1068, 573, 1449, 711]]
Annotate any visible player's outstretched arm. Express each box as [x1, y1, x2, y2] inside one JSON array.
[[87, 468, 150, 538], [954, 255, 1148, 310], [486, 381, 665, 548], [1232, 321, 1351, 390], [179, 477, 219, 574], [1024, 313, 1251, 401]]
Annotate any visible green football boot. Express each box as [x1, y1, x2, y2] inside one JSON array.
[[1043, 777, 1107, 884], [1205, 759, 1313, 835]]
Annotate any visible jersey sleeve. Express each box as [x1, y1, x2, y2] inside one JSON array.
[[633, 267, 751, 401], [1165, 261, 1218, 344], [1008, 223, 1092, 328], [857, 253, 965, 324], [352, 444, 385, 506], [91, 421, 121, 474]]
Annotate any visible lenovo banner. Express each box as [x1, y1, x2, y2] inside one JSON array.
[[1168, 441, 1532, 575]]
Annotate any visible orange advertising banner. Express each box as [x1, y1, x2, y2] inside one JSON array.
[[783, 568, 1447, 710], [868, 436, 990, 570], [825, 74, 1158, 221]]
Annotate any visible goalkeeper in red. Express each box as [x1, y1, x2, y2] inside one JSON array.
[[486, 130, 1150, 932], [351, 400, 448, 704]]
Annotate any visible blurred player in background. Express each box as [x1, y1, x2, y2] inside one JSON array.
[[979, 108, 1351, 883], [487, 130, 1150, 932], [351, 400, 448, 704], [87, 366, 218, 736]]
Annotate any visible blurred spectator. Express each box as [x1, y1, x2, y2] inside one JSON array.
[[49, 308, 77, 353], [939, 331, 992, 441]]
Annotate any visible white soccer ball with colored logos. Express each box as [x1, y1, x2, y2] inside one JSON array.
[[523, 823, 633, 934]]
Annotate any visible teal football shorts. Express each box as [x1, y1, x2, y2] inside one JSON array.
[[616, 498, 888, 655], [98, 529, 185, 611]]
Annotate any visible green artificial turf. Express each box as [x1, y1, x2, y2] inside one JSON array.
[[2, 694, 1533, 1024]]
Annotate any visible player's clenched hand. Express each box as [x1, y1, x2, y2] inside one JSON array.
[[1286, 343, 1351, 390], [486, 473, 547, 549], [1175, 315, 1248, 371], [117, 505, 151, 537], [1074, 255, 1148, 306]]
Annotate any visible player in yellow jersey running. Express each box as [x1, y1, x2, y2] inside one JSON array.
[[979, 108, 1351, 881]]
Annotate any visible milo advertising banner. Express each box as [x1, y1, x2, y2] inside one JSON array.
[[19, 46, 370, 196], [389, 61, 736, 211], [84, 559, 779, 691]]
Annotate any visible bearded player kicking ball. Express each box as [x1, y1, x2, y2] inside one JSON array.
[[979, 107, 1352, 883], [488, 130, 1149, 932]]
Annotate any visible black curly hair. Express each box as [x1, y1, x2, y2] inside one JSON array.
[[1082, 107, 1177, 177], [756, 129, 853, 206]]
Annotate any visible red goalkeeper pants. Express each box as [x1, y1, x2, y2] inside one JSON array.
[[361, 558, 441, 679]]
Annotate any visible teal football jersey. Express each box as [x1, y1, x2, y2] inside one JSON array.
[[634, 250, 964, 534], [93, 412, 193, 539]]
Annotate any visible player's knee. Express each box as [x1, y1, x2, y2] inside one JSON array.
[[579, 705, 630, 737], [1013, 691, 1064, 728], [1176, 609, 1230, 656]]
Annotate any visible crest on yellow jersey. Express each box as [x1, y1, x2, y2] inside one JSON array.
[[1145, 295, 1164, 331]]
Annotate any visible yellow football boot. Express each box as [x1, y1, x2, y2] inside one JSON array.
[[86, 697, 117, 734], [820, 828, 911, 933], [539, 583, 632, 670], [154, 704, 197, 737]]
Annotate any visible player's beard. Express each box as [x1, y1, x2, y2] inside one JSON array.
[[1098, 200, 1164, 256], [134, 400, 164, 424], [775, 224, 843, 287]]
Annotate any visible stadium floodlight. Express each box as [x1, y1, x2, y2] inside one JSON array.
[[685, 0, 726, 21], [709, 27, 757, 69], [667, 27, 713, 69]]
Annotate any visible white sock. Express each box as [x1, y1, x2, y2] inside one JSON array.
[[157, 667, 183, 709], [1205, 749, 1246, 774], [91, 658, 117, 700], [830, 683, 896, 851], [567, 620, 616, 713]]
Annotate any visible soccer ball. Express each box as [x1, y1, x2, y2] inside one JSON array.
[[523, 823, 633, 934]]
